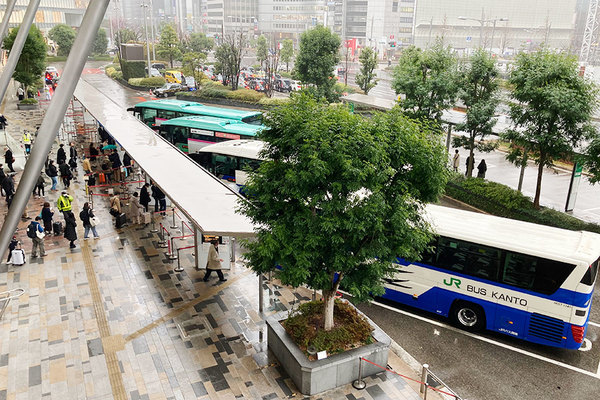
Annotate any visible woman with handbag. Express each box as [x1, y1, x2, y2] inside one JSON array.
[[79, 202, 99, 239]]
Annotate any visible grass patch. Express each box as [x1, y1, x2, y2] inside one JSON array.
[[282, 299, 373, 358]]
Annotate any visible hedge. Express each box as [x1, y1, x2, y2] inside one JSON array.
[[228, 89, 265, 102], [121, 60, 145, 80], [128, 77, 165, 87], [445, 174, 600, 234]]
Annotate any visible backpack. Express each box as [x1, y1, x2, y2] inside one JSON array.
[[27, 223, 36, 238]]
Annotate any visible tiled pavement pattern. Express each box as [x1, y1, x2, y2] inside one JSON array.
[[0, 89, 427, 400]]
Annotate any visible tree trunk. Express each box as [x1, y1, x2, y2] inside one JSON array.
[[322, 289, 335, 331], [533, 157, 545, 209], [467, 138, 475, 177], [517, 153, 528, 192]]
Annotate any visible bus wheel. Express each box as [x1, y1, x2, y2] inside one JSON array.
[[450, 301, 485, 331]]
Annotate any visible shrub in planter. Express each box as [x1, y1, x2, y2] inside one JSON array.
[[228, 89, 265, 103], [258, 97, 290, 107], [198, 86, 230, 99], [283, 300, 373, 357], [20, 98, 38, 105]]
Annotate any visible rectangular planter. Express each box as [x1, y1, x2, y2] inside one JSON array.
[[17, 103, 38, 110], [266, 305, 390, 396]]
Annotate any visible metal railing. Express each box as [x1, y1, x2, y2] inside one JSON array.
[[0, 288, 25, 320]]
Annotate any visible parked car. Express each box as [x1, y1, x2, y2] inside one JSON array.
[[152, 83, 182, 97], [290, 80, 302, 91], [274, 78, 292, 92], [248, 78, 267, 92], [145, 67, 163, 78], [183, 76, 196, 90], [164, 70, 184, 84], [151, 63, 166, 70], [45, 66, 59, 84]]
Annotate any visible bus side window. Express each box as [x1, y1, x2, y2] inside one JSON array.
[[158, 110, 176, 120], [142, 108, 157, 125], [502, 252, 536, 289], [214, 155, 236, 178], [435, 238, 467, 273], [465, 244, 501, 281], [419, 238, 438, 264]]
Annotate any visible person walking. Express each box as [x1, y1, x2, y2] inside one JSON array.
[[17, 86, 24, 101], [28, 217, 46, 258], [129, 192, 144, 224], [4, 147, 14, 172], [34, 173, 45, 198], [41, 202, 54, 235], [56, 144, 66, 165], [0, 115, 6, 131], [477, 159, 487, 179], [46, 160, 58, 191], [3, 173, 15, 208], [69, 142, 77, 161], [22, 131, 32, 154], [203, 239, 227, 282], [63, 210, 77, 249], [465, 155, 475, 176], [79, 202, 99, 239], [140, 183, 151, 212], [58, 160, 71, 188], [44, 85, 51, 100], [56, 191, 73, 214], [0, 164, 6, 197], [452, 150, 460, 172]]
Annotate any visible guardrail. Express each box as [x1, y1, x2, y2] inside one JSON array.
[[353, 357, 462, 400]]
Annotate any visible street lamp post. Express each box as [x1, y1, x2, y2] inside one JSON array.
[[141, 3, 152, 77], [458, 14, 508, 52], [149, 0, 156, 61]]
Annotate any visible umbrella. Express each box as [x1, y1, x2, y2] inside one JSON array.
[[102, 144, 117, 150]]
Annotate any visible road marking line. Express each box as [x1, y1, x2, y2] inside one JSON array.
[[589, 321, 600, 328], [370, 300, 600, 380]]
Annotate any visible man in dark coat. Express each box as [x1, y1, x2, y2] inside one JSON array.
[[58, 160, 71, 188], [109, 150, 122, 182], [69, 142, 77, 161], [2, 173, 15, 207], [0, 164, 5, 196], [4, 147, 14, 172], [122, 152, 132, 176], [46, 160, 58, 191], [56, 144, 66, 165], [63, 210, 77, 248], [140, 183, 151, 212]]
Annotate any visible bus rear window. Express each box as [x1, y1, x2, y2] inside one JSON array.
[[580, 259, 599, 285], [242, 115, 263, 126]]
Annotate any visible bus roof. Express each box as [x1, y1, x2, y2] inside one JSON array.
[[134, 99, 262, 121], [161, 116, 264, 136], [426, 204, 600, 266], [198, 140, 266, 160]]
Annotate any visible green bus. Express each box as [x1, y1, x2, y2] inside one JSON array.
[[158, 116, 263, 153], [128, 99, 263, 128]]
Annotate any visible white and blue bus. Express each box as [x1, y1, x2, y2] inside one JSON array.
[[386, 204, 600, 350], [192, 140, 600, 349]]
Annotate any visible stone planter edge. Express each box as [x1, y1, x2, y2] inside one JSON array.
[[266, 304, 391, 395]]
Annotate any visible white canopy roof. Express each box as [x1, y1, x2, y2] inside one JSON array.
[[73, 79, 256, 237]]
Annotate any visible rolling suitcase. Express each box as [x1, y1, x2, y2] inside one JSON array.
[[116, 213, 126, 229], [142, 212, 151, 224], [53, 221, 63, 236], [11, 249, 25, 266]]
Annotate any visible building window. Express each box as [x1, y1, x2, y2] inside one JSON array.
[[399, 17, 412, 24], [392, 1, 398, 12]]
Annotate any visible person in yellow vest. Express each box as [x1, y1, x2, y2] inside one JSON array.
[[22, 131, 32, 154], [56, 191, 73, 213]]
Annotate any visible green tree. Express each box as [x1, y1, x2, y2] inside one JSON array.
[[280, 39, 294, 72], [187, 32, 213, 54], [3, 25, 46, 95], [392, 43, 457, 122], [114, 27, 140, 47], [156, 24, 181, 68], [294, 26, 341, 102], [214, 32, 246, 90], [239, 94, 448, 331], [355, 47, 378, 95], [256, 35, 268, 69], [92, 28, 108, 55], [182, 52, 206, 88], [452, 49, 499, 177], [48, 24, 76, 57], [502, 49, 598, 208]]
